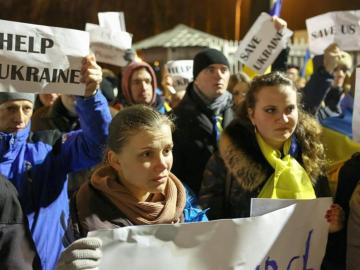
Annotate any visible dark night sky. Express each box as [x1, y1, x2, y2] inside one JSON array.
[[0, 0, 360, 42]]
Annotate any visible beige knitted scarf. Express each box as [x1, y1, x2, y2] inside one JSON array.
[[91, 165, 186, 225]]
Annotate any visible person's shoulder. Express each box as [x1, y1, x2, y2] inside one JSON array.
[[28, 129, 63, 146]]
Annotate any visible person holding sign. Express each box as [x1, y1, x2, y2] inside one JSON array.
[[198, 72, 343, 229], [56, 105, 207, 270], [0, 54, 112, 270], [302, 43, 352, 116]]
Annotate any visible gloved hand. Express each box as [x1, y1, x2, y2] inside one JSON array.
[[56, 237, 102, 270], [323, 43, 352, 74]]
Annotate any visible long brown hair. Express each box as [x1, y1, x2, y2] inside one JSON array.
[[237, 71, 326, 180]]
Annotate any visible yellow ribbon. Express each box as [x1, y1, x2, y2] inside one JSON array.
[[256, 133, 316, 199]]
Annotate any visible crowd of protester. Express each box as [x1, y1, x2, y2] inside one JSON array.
[[0, 14, 360, 270]]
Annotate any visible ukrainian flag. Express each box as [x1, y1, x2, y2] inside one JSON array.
[[270, 0, 283, 17]]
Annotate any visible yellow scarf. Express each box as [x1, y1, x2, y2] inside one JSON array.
[[256, 133, 316, 199]]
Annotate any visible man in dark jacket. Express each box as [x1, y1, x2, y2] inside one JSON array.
[[0, 54, 112, 270], [0, 174, 41, 270], [172, 48, 234, 196]]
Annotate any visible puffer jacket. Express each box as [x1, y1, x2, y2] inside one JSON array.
[[0, 91, 112, 270], [199, 118, 330, 220]]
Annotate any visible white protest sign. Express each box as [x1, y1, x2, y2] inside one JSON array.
[[89, 198, 331, 270], [306, 10, 360, 55], [0, 19, 89, 95], [85, 23, 132, 67], [98, 12, 126, 32], [234, 12, 293, 74], [251, 198, 297, 217], [353, 68, 360, 143], [250, 197, 333, 217], [165, 60, 193, 92]]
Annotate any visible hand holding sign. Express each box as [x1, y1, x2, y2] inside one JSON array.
[[325, 203, 345, 233], [235, 13, 292, 74], [81, 54, 102, 97], [323, 43, 352, 75], [272, 16, 287, 31], [56, 237, 103, 270]]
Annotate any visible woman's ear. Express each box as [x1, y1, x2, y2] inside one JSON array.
[[248, 108, 255, 126], [108, 150, 122, 171]]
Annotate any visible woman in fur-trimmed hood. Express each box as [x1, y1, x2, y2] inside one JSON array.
[[198, 72, 341, 223]]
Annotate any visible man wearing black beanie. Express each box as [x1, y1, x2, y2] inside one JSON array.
[[172, 48, 234, 196]]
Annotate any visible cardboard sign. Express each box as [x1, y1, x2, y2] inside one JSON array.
[[234, 12, 293, 74], [306, 10, 360, 55], [165, 60, 193, 92], [0, 19, 89, 95], [85, 23, 132, 67], [98, 12, 126, 32], [89, 198, 331, 270], [353, 68, 360, 143]]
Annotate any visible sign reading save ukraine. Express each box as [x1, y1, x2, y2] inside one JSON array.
[[234, 12, 292, 74]]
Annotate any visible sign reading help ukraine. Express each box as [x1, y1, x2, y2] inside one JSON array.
[[166, 60, 193, 92], [234, 12, 292, 74], [0, 19, 89, 95], [89, 198, 332, 270], [85, 23, 132, 67], [306, 10, 360, 55]]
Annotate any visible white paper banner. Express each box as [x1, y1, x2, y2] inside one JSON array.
[[234, 12, 293, 74], [353, 68, 360, 142], [89, 198, 331, 270], [165, 60, 193, 92], [306, 10, 360, 55], [85, 23, 132, 67], [0, 19, 89, 95], [98, 12, 126, 32]]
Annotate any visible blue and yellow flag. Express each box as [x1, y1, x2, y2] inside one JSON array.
[[269, 0, 283, 17]]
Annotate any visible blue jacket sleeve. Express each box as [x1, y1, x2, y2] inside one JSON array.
[[183, 188, 208, 223], [57, 90, 112, 172], [302, 66, 333, 115]]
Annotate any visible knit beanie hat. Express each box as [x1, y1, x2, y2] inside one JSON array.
[[122, 61, 157, 105], [0, 92, 35, 104], [193, 48, 230, 80]]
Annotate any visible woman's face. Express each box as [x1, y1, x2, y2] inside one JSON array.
[[231, 82, 248, 106], [39, 93, 59, 107], [109, 124, 173, 201], [248, 85, 298, 150]]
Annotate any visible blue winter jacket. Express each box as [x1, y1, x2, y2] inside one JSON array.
[[0, 91, 111, 270]]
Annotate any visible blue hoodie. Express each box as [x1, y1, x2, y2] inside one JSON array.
[[0, 91, 111, 270]]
